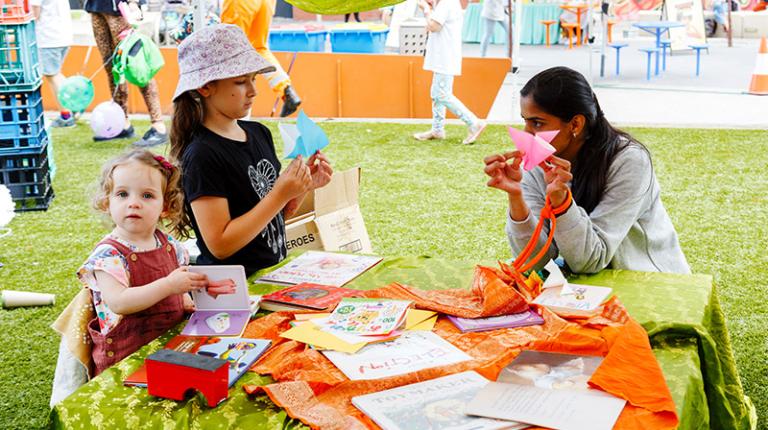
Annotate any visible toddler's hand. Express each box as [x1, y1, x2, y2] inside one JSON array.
[[274, 156, 312, 202], [166, 266, 208, 295], [182, 294, 196, 313]]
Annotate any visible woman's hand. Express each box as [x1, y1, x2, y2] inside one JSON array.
[[307, 151, 333, 190], [165, 266, 208, 295], [484, 151, 525, 196], [274, 156, 312, 202], [540, 155, 573, 208]]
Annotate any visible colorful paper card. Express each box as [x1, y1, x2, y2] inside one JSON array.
[[278, 110, 329, 159], [326, 298, 411, 336], [507, 127, 559, 171], [405, 309, 437, 331], [260, 283, 362, 311], [322, 331, 473, 380]]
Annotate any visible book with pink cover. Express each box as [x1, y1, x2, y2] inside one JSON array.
[[256, 251, 383, 287], [261, 283, 363, 311], [181, 266, 251, 337], [447, 309, 544, 333]]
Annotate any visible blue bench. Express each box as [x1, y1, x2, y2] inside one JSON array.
[[689, 44, 709, 77]]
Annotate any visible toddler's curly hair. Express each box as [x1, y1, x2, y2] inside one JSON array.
[[93, 149, 190, 239]]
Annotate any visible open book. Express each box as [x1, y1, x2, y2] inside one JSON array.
[[181, 266, 251, 337], [256, 251, 382, 287]]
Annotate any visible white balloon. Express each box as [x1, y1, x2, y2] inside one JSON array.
[[90, 101, 126, 139]]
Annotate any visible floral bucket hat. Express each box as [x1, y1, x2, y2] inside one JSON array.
[[173, 24, 276, 101]]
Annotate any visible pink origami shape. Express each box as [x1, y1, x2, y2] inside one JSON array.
[[507, 128, 560, 171]]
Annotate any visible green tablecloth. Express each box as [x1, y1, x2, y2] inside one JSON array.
[[50, 256, 756, 429], [462, 2, 563, 45]]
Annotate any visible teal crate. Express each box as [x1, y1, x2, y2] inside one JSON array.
[[0, 21, 41, 88], [330, 28, 388, 53], [269, 29, 327, 52]]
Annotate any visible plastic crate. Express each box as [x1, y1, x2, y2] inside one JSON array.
[[0, 0, 32, 24], [0, 142, 53, 211], [399, 20, 427, 55], [0, 21, 41, 88], [14, 182, 52, 211], [0, 123, 46, 153], [269, 29, 328, 52], [0, 87, 44, 145], [330, 28, 389, 53]]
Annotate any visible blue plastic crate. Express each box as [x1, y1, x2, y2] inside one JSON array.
[[0, 141, 53, 211], [0, 21, 41, 88], [269, 29, 328, 52], [0, 87, 44, 143], [330, 28, 388, 53], [0, 123, 46, 154]]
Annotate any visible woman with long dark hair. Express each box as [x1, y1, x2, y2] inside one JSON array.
[[484, 67, 689, 274]]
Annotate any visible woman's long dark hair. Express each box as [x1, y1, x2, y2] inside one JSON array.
[[520, 67, 649, 214], [169, 91, 204, 236]]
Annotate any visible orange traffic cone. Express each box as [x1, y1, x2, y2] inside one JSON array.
[[748, 37, 768, 95]]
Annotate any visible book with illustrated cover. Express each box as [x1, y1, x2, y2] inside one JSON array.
[[124, 335, 271, 388], [466, 350, 624, 430], [532, 283, 612, 316], [352, 371, 527, 430], [256, 251, 383, 287], [181, 266, 251, 337], [447, 309, 544, 333], [260, 283, 363, 311], [326, 298, 411, 336]]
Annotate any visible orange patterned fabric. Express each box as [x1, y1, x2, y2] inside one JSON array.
[[243, 266, 678, 430]]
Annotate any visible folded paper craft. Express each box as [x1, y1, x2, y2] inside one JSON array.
[[278, 110, 329, 159], [507, 127, 559, 171]]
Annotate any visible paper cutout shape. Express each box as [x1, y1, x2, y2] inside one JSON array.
[[405, 309, 437, 331], [280, 320, 366, 353], [278, 110, 330, 159], [507, 127, 559, 171], [543, 259, 568, 290], [206, 279, 236, 299], [205, 312, 231, 333]]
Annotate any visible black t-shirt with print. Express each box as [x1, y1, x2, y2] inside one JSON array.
[[181, 120, 286, 276]]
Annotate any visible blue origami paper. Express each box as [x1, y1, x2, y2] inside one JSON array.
[[278, 110, 330, 159]]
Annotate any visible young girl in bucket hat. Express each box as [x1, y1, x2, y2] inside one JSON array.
[[170, 24, 333, 276]]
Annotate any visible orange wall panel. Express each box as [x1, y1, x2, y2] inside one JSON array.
[[43, 46, 510, 120]]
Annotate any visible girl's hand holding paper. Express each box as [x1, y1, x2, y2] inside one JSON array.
[[308, 151, 333, 190]]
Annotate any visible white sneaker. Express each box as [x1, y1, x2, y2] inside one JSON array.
[[463, 121, 487, 145], [413, 129, 446, 141]]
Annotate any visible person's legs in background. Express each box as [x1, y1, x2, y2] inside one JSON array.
[[40, 46, 74, 128], [413, 72, 446, 141], [480, 17, 494, 57], [354, 12, 361, 22], [98, 14, 167, 146], [90, 12, 134, 141], [426, 73, 485, 144]]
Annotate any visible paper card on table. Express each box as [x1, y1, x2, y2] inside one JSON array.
[[311, 317, 403, 345], [352, 371, 527, 430], [322, 331, 473, 380], [278, 110, 330, 159], [293, 312, 331, 321], [327, 298, 412, 336], [405, 309, 437, 330], [532, 284, 612, 317], [507, 127, 558, 171], [465, 382, 626, 430], [280, 320, 366, 353], [542, 259, 568, 289]]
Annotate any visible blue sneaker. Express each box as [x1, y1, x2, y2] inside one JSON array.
[[50, 116, 75, 128], [132, 127, 168, 147]]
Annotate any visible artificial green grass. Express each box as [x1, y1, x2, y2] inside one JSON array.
[[0, 121, 765, 429]]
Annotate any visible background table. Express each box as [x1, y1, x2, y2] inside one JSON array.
[[49, 255, 755, 429], [462, 2, 563, 45]]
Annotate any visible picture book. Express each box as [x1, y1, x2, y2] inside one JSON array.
[[496, 351, 604, 391], [465, 382, 625, 430], [326, 298, 411, 336], [352, 371, 527, 430], [532, 283, 612, 316], [181, 266, 251, 337], [124, 335, 271, 388], [322, 331, 472, 380], [255, 251, 383, 287], [447, 309, 545, 333], [260, 283, 362, 311]]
